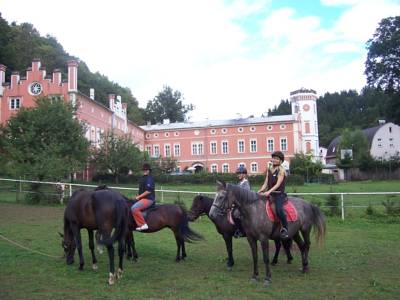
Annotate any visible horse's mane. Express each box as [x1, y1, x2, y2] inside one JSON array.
[[227, 184, 261, 204]]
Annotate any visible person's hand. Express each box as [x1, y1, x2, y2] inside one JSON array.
[[264, 191, 271, 197]]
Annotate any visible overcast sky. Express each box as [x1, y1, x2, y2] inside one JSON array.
[[1, 0, 400, 121]]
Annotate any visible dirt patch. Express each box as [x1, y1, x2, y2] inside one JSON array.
[[0, 203, 64, 226]]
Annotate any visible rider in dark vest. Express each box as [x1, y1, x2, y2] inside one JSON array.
[[131, 163, 156, 231], [258, 151, 289, 239], [233, 166, 250, 238]]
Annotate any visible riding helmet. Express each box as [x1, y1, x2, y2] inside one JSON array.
[[142, 163, 152, 171], [271, 151, 285, 162], [235, 166, 247, 174]]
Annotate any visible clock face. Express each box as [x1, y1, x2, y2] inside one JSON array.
[[30, 82, 42, 95], [303, 104, 310, 111]]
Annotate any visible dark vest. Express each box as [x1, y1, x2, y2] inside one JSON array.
[[267, 166, 286, 193]]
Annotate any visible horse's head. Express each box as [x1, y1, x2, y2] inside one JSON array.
[[209, 180, 232, 219], [59, 231, 76, 265], [188, 195, 206, 221]]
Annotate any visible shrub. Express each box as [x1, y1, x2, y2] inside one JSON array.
[[382, 197, 400, 216], [326, 194, 340, 216]]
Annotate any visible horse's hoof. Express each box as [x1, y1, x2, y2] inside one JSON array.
[[78, 264, 84, 271], [227, 266, 233, 271], [287, 259, 293, 264], [92, 264, 98, 270], [271, 261, 278, 266], [299, 266, 309, 273], [175, 258, 181, 262], [263, 279, 271, 287], [250, 277, 258, 283], [117, 268, 123, 279], [108, 273, 115, 285]]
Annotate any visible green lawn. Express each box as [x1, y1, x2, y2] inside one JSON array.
[[0, 200, 400, 299]]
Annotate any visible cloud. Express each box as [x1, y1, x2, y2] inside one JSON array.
[[1, 0, 400, 121]]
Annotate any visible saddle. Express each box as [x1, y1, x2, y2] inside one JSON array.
[[265, 197, 298, 222]]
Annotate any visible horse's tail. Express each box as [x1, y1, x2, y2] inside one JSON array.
[[177, 203, 204, 243], [310, 204, 326, 246], [94, 194, 128, 246]]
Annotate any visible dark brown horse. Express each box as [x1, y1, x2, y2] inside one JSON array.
[[210, 182, 326, 287], [125, 198, 203, 261], [188, 194, 293, 270], [60, 188, 129, 285]]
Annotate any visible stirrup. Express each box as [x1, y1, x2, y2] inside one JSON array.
[[136, 224, 148, 231], [280, 228, 289, 239]]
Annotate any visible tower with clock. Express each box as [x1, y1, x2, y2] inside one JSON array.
[[290, 88, 320, 160]]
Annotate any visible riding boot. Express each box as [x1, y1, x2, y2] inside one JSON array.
[[280, 227, 289, 240]]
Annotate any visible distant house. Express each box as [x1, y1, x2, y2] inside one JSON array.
[[326, 122, 400, 164]]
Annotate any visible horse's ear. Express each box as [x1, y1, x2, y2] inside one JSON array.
[[216, 180, 226, 190], [58, 232, 64, 238]]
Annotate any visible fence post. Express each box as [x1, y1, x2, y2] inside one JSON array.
[[161, 186, 164, 203], [341, 193, 345, 220], [69, 184, 72, 197]]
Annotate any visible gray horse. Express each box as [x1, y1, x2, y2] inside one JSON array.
[[209, 181, 326, 287]]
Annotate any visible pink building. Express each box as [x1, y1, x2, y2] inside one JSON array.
[[0, 59, 320, 177]]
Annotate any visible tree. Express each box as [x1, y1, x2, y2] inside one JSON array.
[[337, 129, 371, 168], [268, 99, 291, 116], [289, 153, 322, 182], [365, 16, 400, 124], [92, 132, 142, 183], [1, 97, 90, 180], [145, 86, 194, 124]]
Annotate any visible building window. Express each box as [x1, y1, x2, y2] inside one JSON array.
[[145, 145, 152, 156], [154, 145, 160, 157], [222, 164, 229, 173], [389, 127, 392, 133], [267, 125, 273, 131], [222, 141, 229, 154], [251, 162, 258, 173], [238, 162, 245, 169], [222, 128, 228, 134], [10, 98, 21, 110], [237, 127, 243, 133], [210, 129, 216, 135], [192, 142, 203, 155], [280, 124, 286, 130], [377, 138, 382, 141], [174, 131, 179, 136], [250, 126, 256, 132], [280, 138, 288, 151], [165, 132, 170, 137], [305, 122, 310, 133], [154, 133, 159, 138], [210, 141, 217, 154], [378, 143, 382, 148], [174, 144, 180, 156], [211, 164, 218, 173], [164, 144, 171, 157], [250, 139, 257, 152], [390, 143, 394, 148], [267, 139, 274, 152], [238, 140, 245, 153]]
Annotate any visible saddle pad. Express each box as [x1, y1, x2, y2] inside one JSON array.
[[266, 200, 298, 222]]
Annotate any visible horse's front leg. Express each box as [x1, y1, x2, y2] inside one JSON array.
[[223, 233, 234, 269], [271, 239, 281, 265], [261, 240, 271, 287], [247, 237, 259, 282], [88, 229, 98, 270], [71, 226, 84, 270], [283, 239, 294, 264]]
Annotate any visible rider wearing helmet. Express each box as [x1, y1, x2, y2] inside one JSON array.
[[131, 163, 156, 231], [233, 166, 251, 238], [258, 151, 289, 239], [236, 166, 251, 191]]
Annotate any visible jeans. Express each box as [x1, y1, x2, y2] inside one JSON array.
[[272, 193, 288, 230]]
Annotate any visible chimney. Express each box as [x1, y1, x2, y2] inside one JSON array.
[[109, 94, 115, 110], [163, 119, 170, 125], [147, 121, 151, 126], [52, 69, 62, 85], [11, 71, 20, 89], [116, 95, 122, 102], [67, 60, 78, 92], [90, 88, 95, 100], [32, 58, 41, 71], [0, 64, 6, 96], [378, 120, 386, 125]]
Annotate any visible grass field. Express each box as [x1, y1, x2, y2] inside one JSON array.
[[0, 199, 400, 299]]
